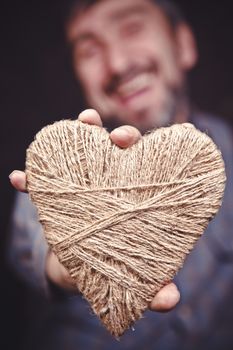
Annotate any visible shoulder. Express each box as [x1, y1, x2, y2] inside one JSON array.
[[191, 113, 233, 176], [191, 112, 233, 152]]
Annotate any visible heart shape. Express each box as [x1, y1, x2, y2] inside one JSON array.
[[26, 120, 225, 337]]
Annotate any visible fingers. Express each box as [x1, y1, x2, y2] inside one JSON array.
[[9, 170, 27, 193], [110, 125, 142, 148], [149, 283, 180, 312], [9, 109, 102, 193], [78, 109, 142, 148], [9, 111, 141, 194], [78, 109, 103, 127]]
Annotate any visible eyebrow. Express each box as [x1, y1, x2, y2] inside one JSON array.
[[108, 5, 149, 22], [69, 32, 98, 51], [69, 5, 149, 49]]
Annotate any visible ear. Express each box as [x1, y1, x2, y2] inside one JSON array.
[[175, 23, 198, 71]]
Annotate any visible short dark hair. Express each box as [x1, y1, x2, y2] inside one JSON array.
[[64, 0, 185, 28]]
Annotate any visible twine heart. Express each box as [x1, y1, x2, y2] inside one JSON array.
[[26, 120, 225, 337]]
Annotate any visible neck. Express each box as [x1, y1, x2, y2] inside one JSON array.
[[174, 96, 190, 124]]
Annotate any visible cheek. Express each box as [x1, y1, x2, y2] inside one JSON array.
[[75, 61, 106, 93], [157, 46, 182, 83], [141, 32, 182, 82]]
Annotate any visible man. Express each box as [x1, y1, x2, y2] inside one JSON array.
[[8, 0, 233, 349]]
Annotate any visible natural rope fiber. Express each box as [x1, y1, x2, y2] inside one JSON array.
[[26, 120, 226, 337]]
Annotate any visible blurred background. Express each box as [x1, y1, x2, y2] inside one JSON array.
[[1, 1, 233, 348]]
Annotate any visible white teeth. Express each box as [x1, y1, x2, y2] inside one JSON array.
[[117, 73, 152, 98]]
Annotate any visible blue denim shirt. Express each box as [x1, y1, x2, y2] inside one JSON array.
[[8, 113, 233, 350]]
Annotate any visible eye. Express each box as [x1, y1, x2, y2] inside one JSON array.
[[76, 42, 102, 60], [121, 19, 144, 37]]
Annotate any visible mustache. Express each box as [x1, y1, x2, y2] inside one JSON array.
[[105, 63, 159, 95]]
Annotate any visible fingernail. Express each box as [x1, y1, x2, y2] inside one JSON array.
[[79, 109, 99, 120], [9, 170, 19, 180], [114, 128, 130, 139]]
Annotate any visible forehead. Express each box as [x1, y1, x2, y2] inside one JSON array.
[[66, 0, 167, 43]]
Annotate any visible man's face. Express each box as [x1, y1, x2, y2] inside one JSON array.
[[67, 0, 193, 131]]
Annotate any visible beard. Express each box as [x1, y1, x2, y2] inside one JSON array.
[[102, 82, 189, 134], [83, 60, 189, 133]]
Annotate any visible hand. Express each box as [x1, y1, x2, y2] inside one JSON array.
[[9, 109, 180, 311]]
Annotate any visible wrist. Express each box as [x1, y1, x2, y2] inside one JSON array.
[[45, 250, 77, 291]]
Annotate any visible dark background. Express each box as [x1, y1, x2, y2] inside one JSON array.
[[1, 1, 233, 348]]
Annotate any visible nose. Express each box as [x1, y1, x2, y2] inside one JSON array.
[[105, 42, 129, 75]]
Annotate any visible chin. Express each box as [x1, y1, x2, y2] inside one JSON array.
[[122, 107, 171, 132]]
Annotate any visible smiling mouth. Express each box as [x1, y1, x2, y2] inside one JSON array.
[[114, 72, 153, 103]]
